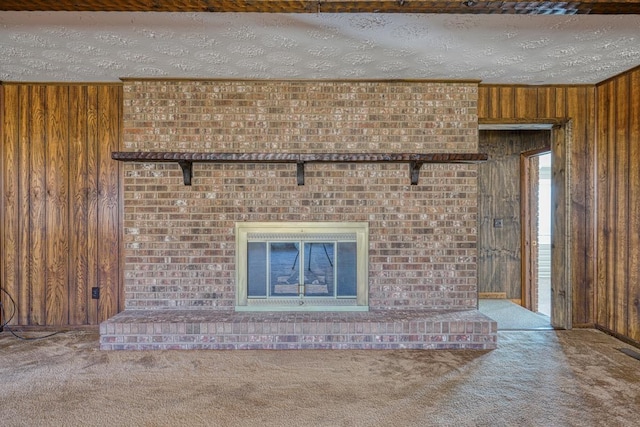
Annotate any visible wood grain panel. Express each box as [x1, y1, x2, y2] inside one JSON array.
[[29, 86, 47, 325], [536, 87, 556, 118], [477, 86, 500, 119], [555, 87, 567, 119], [86, 86, 100, 325], [591, 68, 640, 344], [68, 85, 89, 325], [514, 87, 538, 118], [45, 86, 70, 325], [550, 121, 572, 329], [478, 131, 514, 295], [628, 70, 640, 341], [605, 80, 618, 332], [613, 76, 630, 336], [499, 87, 515, 119], [17, 86, 31, 324], [1, 85, 19, 325], [584, 87, 597, 327], [595, 81, 612, 329], [1, 83, 122, 326], [96, 85, 122, 321], [566, 86, 595, 325], [476, 86, 489, 120]]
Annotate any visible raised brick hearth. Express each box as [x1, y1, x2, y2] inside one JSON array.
[[100, 309, 497, 350]]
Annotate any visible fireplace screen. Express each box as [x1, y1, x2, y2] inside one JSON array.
[[236, 223, 368, 311]]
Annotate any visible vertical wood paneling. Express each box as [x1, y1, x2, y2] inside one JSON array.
[[613, 76, 630, 336], [537, 87, 556, 118], [17, 86, 30, 325], [550, 122, 570, 328], [69, 86, 89, 326], [566, 86, 595, 325], [477, 86, 489, 119], [499, 87, 515, 118], [595, 81, 612, 328], [1, 83, 122, 326], [605, 81, 618, 331], [555, 87, 566, 119], [515, 87, 538, 117], [1, 85, 19, 325], [584, 86, 597, 326], [488, 87, 501, 118], [29, 86, 47, 325], [628, 71, 640, 341], [593, 67, 640, 344], [86, 86, 100, 325], [45, 86, 70, 325], [117, 88, 125, 313], [96, 85, 121, 321]]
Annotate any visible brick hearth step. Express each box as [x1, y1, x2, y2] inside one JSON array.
[[100, 309, 497, 350]]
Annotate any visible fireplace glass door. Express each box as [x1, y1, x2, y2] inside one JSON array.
[[247, 240, 357, 300], [236, 222, 368, 311]]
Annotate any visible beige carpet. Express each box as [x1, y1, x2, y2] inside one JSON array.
[[1, 328, 639, 427]]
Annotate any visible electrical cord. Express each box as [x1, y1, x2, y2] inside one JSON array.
[[0, 286, 64, 341]]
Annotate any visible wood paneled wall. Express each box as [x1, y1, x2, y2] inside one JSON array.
[[2, 79, 636, 338], [596, 68, 640, 344], [1, 84, 122, 326], [478, 85, 597, 327]]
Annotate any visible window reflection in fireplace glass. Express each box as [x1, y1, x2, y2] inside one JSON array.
[[246, 240, 357, 299], [336, 242, 357, 297], [271, 242, 302, 297]]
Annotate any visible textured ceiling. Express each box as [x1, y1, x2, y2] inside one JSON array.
[[1, 12, 639, 84]]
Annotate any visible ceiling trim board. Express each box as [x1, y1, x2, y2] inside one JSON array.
[[2, 0, 640, 15]]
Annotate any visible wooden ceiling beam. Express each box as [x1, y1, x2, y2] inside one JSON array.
[[2, 1, 640, 15]]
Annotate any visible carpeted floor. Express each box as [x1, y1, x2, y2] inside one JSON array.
[[1, 328, 639, 426], [478, 299, 552, 330]]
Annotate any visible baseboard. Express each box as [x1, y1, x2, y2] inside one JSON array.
[[1, 325, 99, 333], [572, 323, 595, 329], [595, 325, 640, 349], [478, 292, 507, 299]]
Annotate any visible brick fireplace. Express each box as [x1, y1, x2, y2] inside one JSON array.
[[99, 79, 497, 350]]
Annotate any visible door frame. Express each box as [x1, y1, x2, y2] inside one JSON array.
[[479, 118, 573, 329]]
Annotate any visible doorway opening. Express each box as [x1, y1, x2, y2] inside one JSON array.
[[536, 152, 552, 317], [523, 151, 552, 318], [478, 118, 573, 330]]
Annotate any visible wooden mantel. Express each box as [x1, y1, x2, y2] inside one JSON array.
[[111, 151, 488, 186]]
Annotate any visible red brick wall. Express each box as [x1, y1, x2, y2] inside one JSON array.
[[122, 80, 479, 311]]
